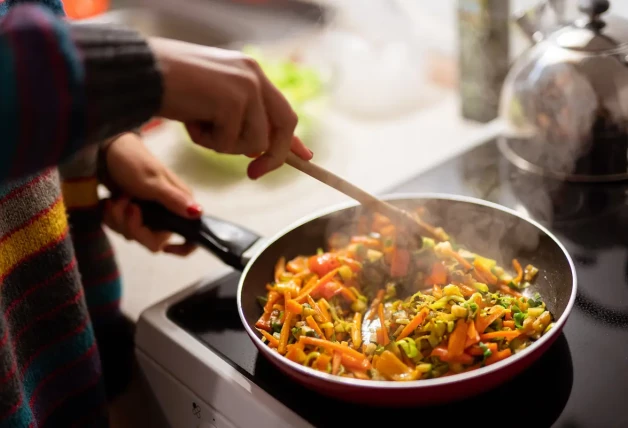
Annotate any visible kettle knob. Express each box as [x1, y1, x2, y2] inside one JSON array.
[[578, 0, 610, 17]]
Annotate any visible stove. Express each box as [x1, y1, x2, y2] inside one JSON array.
[[135, 136, 628, 428]]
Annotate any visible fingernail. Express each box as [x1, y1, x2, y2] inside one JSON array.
[[309, 149, 314, 156], [186, 204, 203, 217]]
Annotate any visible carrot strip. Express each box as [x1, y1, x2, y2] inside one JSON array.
[[259, 330, 279, 347], [305, 295, 328, 324], [299, 336, 367, 361], [430, 345, 474, 365], [475, 306, 505, 334], [338, 286, 357, 302], [278, 312, 294, 355], [286, 299, 303, 315], [332, 352, 342, 375], [317, 299, 333, 324], [444, 249, 472, 270], [500, 284, 522, 297], [467, 342, 498, 356], [465, 319, 480, 348], [366, 289, 385, 321], [485, 348, 512, 365], [296, 267, 341, 303], [255, 312, 271, 332], [480, 330, 521, 341], [379, 224, 396, 237], [460, 284, 475, 297], [351, 312, 362, 349], [377, 303, 390, 345], [315, 353, 331, 372], [274, 257, 286, 282], [306, 315, 325, 340], [295, 276, 319, 302], [448, 319, 467, 357], [513, 259, 523, 284], [396, 308, 429, 340], [264, 291, 281, 314], [473, 260, 497, 285]]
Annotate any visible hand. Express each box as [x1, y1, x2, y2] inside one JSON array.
[[102, 132, 199, 256], [148, 37, 313, 179]]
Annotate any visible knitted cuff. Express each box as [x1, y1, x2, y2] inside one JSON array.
[[70, 22, 163, 143]]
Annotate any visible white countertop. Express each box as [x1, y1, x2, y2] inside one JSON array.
[[109, 93, 503, 322]]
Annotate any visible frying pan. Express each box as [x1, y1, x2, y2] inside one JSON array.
[[137, 193, 577, 406]]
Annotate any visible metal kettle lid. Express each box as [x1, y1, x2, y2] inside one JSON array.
[[554, 0, 628, 52]]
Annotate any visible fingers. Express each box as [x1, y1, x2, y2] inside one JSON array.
[[127, 204, 173, 252], [163, 242, 198, 257], [148, 178, 202, 219], [290, 135, 313, 160]]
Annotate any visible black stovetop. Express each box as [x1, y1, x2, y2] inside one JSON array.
[[168, 138, 628, 428]]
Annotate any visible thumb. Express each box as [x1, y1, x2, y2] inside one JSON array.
[[150, 180, 202, 219]]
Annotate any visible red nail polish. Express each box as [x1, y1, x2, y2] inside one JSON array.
[[186, 204, 203, 217]]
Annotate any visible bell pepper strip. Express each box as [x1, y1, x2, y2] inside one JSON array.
[[259, 329, 279, 347], [305, 315, 326, 339], [341, 352, 371, 372], [503, 320, 515, 329], [377, 303, 390, 345], [467, 342, 497, 356], [286, 299, 303, 315], [465, 319, 480, 348], [366, 289, 386, 321], [308, 253, 341, 277], [480, 330, 521, 341], [448, 319, 468, 357], [460, 284, 475, 297], [351, 312, 362, 349], [475, 306, 506, 334], [314, 353, 331, 372], [425, 262, 448, 286], [374, 351, 417, 381], [299, 336, 367, 362], [396, 307, 429, 340], [430, 346, 474, 365], [274, 257, 286, 282], [264, 291, 281, 314], [286, 256, 308, 274], [485, 348, 512, 365], [390, 248, 410, 277], [512, 258, 523, 284], [285, 343, 307, 364], [332, 352, 342, 375], [255, 312, 271, 332]]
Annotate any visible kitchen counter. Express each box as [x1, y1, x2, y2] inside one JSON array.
[[109, 94, 502, 322]]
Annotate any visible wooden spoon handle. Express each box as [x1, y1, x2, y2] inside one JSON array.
[[285, 153, 406, 222]]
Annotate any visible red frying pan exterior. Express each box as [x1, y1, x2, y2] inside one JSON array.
[[237, 194, 577, 406]]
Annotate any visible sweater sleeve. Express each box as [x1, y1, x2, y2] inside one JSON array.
[[0, 4, 162, 182]]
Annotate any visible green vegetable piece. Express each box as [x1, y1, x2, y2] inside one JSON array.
[[479, 342, 493, 360], [514, 312, 526, 329], [396, 338, 419, 358], [422, 237, 435, 249], [473, 282, 489, 293]]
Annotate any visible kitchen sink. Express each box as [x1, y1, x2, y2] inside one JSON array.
[[83, 0, 328, 48]]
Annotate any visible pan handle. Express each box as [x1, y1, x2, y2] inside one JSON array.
[[134, 200, 261, 270]]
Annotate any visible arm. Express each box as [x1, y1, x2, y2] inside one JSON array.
[[0, 4, 162, 181]]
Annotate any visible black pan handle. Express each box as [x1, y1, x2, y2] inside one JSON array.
[[134, 200, 261, 271]]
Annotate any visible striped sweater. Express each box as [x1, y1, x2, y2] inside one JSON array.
[[0, 1, 162, 426]]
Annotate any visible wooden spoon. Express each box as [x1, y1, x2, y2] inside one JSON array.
[[285, 153, 423, 240]]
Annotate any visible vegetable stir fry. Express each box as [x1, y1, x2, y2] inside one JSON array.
[[255, 209, 553, 381]]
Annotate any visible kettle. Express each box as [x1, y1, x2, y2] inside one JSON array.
[[499, 0, 628, 182]]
